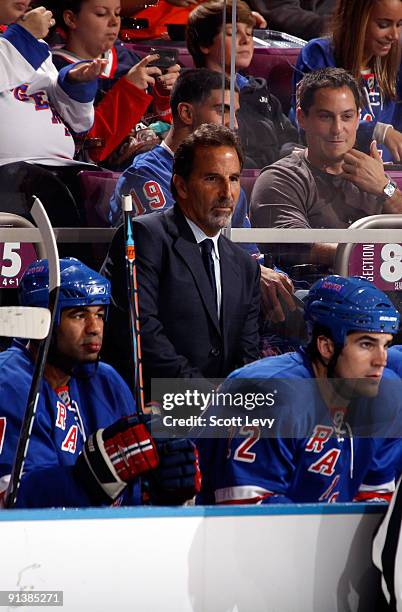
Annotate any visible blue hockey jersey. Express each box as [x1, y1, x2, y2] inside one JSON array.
[[198, 350, 402, 504], [0, 341, 140, 508]]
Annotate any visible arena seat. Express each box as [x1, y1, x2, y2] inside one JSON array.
[[78, 170, 121, 228], [240, 169, 260, 202], [248, 47, 301, 113]]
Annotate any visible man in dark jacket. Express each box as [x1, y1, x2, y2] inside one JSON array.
[[102, 124, 261, 399], [187, 0, 299, 169]]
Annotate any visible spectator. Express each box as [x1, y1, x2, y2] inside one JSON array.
[[187, 0, 299, 169], [51, 0, 180, 168], [102, 124, 261, 398], [0, 1, 104, 226], [0, 258, 200, 508], [198, 275, 402, 504], [250, 68, 402, 274], [248, 0, 335, 41], [292, 0, 402, 162]]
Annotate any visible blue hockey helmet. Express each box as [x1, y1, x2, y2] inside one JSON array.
[[304, 275, 400, 346], [19, 257, 111, 326]]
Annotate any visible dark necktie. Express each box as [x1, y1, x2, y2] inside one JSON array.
[[200, 238, 217, 310]]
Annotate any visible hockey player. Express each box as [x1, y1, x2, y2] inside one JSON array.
[[0, 258, 200, 508], [198, 276, 402, 504]]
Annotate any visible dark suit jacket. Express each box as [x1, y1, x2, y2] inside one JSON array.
[[102, 205, 260, 398]]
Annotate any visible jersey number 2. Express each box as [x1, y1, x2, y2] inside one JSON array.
[[233, 426, 260, 463]]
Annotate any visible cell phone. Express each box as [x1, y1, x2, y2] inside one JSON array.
[[148, 48, 179, 73]]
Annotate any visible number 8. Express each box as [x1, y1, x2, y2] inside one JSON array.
[[380, 243, 402, 283]]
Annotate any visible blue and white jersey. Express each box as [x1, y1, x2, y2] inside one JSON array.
[[109, 142, 260, 257], [198, 351, 402, 504], [0, 24, 95, 166], [0, 341, 140, 507]]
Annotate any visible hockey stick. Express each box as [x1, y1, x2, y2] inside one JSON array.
[[122, 195, 145, 416], [5, 197, 60, 508], [0, 307, 51, 340]]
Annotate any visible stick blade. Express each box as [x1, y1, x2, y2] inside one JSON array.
[[0, 307, 51, 339]]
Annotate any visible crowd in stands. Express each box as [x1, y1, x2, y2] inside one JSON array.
[[2, 0, 402, 585]]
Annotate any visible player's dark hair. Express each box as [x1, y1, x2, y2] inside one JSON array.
[[187, 0, 255, 68], [297, 67, 364, 115], [306, 323, 346, 377], [171, 123, 244, 198], [170, 68, 232, 119], [306, 324, 334, 363]]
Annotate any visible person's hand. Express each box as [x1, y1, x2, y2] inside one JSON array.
[[125, 54, 162, 90], [341, 141, 388, 196], [260, 266, 295, 323], [67, 58, 108, 83], [149, 439, 202, 505], [17, 6, 55, 39], [165, 0, 198, 6], [156, 63, 181, 92], [384, 127, 402, 162], [251, 11, 267, 29], [75, 415, 159, 503]]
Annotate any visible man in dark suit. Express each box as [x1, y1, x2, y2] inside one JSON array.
[[102, 123, 260, 398]]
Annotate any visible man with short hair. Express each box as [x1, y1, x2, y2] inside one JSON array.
[[198, 275, 402, 504], [103, 124, 260, 397], [0, 258, 200, 508], [250, 67, 402, 271]]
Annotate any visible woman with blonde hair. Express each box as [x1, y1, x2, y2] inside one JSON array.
[[292, 0, 402, 161]]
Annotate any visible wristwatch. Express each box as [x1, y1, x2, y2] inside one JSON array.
[[383, 178, 398, 199]]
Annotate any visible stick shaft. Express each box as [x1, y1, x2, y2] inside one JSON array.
[[123, 200, 145, 415], [5, 198, 60, 508]]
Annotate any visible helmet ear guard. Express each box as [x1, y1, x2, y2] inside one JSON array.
[[304, 275, 400, 348], [19, 257, 111, 327]]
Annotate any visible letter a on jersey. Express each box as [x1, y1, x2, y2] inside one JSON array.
[[308, 448, 341, 476], [61, 425, 78, 454]]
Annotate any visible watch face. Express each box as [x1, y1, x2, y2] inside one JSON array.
[[384, 180, 397, 197]]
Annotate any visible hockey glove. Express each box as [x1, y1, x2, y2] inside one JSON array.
[[149, 439, 202, 505], [75, 415, 159, 504]]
